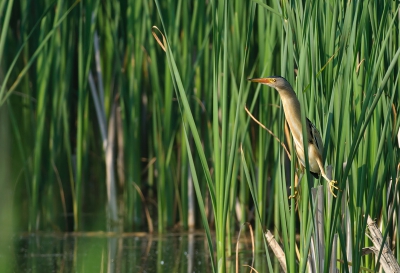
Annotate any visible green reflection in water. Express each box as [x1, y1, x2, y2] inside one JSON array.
[[12, 233, 212, 273], [11, 232, 273, 272]]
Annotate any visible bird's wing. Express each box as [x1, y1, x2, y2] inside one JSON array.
[[306, 118, 324, 155]]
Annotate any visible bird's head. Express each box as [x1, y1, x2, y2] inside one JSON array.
[[247, 76, 291, 90]]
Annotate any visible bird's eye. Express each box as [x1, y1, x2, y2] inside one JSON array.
[[272, 79, 276, 82]]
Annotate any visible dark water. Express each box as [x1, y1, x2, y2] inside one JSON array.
[[4, 232, 274, 272]]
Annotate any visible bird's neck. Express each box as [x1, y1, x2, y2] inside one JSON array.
[[276, 87, 303, 140], [276, 87, 301, 114]]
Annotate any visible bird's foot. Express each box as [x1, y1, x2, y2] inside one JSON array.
[[328, 180, 340, 198], [288, 186, 298, 199]]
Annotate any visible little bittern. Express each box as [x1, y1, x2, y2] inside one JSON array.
[[248, 76, 339, 197]]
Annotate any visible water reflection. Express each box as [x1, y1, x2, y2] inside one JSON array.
[[12, 232, 273, 272], [13, 232, 212, 273]]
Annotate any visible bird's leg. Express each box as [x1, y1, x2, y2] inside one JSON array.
[[315, 156, 339, 197], [289, 170, 303, 199]]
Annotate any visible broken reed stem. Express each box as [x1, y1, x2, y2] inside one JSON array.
[[265, 229, 287, 273], [312, 186, 325, 273], [366, 216, 400, 273]]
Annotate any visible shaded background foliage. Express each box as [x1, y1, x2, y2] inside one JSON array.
[[2, 0, 257, 233]]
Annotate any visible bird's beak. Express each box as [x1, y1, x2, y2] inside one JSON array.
[[247, 78, 273, 84]]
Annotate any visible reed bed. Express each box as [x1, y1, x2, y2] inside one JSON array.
[[0, 0, 399, 272]]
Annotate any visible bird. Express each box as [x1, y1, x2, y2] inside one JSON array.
[[248, 76, 339, 197]]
